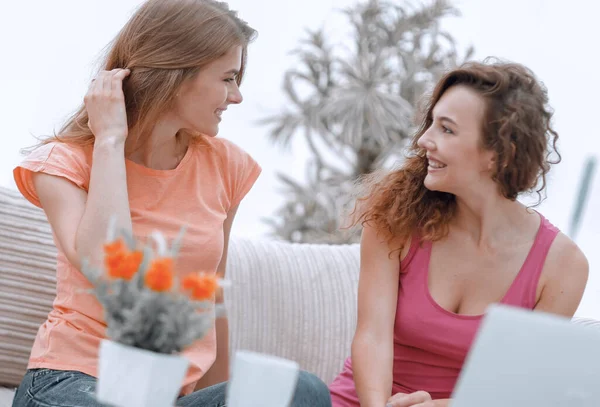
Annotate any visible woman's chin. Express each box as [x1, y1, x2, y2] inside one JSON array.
[[191, 126, 219, 138], [423, 177, 450, 194], [423, 176, 439, 191]]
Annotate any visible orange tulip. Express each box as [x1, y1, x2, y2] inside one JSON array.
[[145, 258, 174, 292], [104, 239, 126, 255], [104, 239, 142, 280], [181, 273, 219, 301]]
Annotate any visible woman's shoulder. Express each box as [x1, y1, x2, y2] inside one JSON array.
[[22, 140, 91, 164], [535, 212, 584, 268], [546, 231, 588, 276], [536, 222, 588, 316], [197, 136, 252, 160], [194, 135, 260, 176], [14, 140, 92, 208], [361, 221, 419, 272], [192, 136, 261, 209]]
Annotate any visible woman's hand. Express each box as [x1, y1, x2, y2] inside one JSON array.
[[84, 68, 130, 143], [387, 391, 434, 407]]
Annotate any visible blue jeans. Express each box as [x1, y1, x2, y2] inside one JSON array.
[[12, 368, 331, 407]]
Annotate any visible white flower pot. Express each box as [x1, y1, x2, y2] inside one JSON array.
[[226, 350, 300, 407], [96, 339, 189, 407]]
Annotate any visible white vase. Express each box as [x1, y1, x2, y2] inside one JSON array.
[[226, 350, 300, 407], [96, 339, 189, 407]]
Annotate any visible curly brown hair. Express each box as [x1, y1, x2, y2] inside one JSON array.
[[353, 58, 560, 252]]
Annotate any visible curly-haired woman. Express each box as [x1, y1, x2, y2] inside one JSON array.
[[329, 59, 588, 407]]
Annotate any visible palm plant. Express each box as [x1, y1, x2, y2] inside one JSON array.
[[261, 0, 473, 243]]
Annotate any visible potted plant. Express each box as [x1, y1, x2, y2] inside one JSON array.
[[81, 225, 225, 407]]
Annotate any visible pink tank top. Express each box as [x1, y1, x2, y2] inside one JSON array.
[[329, 214, 559, 405]]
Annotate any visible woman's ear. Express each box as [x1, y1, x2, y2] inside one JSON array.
[[485, 150, 497, 172]]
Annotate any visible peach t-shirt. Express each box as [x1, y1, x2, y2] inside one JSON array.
[[13, 136, 261, 395]]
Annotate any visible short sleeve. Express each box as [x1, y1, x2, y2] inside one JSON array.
[[13, 142, 91, 208], [215, 138, 261, 210]]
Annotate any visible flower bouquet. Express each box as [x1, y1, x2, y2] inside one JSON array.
[[81, 226, 225, 407]]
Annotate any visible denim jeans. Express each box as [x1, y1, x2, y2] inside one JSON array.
[[12, 368, 332, 407]]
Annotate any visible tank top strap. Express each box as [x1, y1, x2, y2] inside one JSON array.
[[400, 233, 422, 272], [503, 213, 560, 308]]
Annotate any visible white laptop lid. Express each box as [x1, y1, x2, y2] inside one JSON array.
[[452, 304, 600, 407]]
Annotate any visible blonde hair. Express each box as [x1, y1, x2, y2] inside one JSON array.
[[35, 0, 256, 153]]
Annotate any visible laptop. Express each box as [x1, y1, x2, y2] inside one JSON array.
[[452, 304, 600, 406]]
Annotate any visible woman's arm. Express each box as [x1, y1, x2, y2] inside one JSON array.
[[194, 205, 239, 390], [34, 69, 132, 270], [352, 223, 406, 407]]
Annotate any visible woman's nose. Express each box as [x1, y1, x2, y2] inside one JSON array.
[[417, 132, 435, 151]]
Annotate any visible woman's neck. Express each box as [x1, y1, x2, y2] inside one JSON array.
[[452, 194, 537, 250], [125, 122, 190, 170]]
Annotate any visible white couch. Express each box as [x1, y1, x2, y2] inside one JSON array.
[[1, 185, 599, 406], [0, 186, 360, 405]]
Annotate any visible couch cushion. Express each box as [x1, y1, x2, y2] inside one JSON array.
[[0, 187, 57, 387], [226, 238, 359, 384]]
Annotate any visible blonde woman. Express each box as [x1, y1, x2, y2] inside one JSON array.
[[11, 1, 330, 406]]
